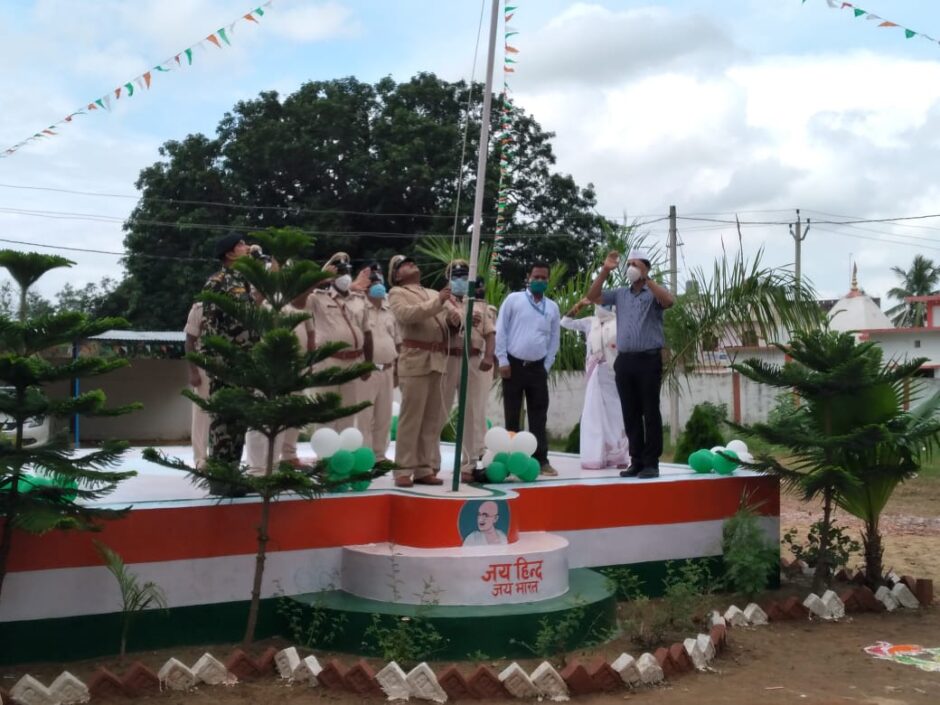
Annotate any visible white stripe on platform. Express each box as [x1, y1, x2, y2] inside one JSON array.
[[558, 516, 779, 568], [0, 518, 779, 622]]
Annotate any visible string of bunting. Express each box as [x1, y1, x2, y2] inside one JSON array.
[[0, 2, 273, 159], [491, 2, 519, 273], [805, 0, 939, 45]]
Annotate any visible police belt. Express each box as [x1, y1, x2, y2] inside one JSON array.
[[331, 349, 364, 360], [449, 346, 482, 357], [402, 339, 448, 354]]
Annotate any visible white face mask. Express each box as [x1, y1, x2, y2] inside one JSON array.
[[626, 265, 643, 284], [334, 274, 352, 292]]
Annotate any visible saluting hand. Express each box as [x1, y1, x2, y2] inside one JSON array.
[[602, 251, 620, 273]]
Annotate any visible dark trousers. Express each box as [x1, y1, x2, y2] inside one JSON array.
[[502, 355, 550, 465], [613, 351, 664, 469]]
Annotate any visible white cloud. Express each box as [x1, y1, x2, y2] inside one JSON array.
[[264, 1, 361, 43]]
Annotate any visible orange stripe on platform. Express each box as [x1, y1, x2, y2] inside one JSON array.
[[512, 476, 778, 531], [8, 476, 776, 572]]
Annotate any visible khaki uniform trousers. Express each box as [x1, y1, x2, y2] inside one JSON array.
[[395, 371, 447, 481], [357, 366, 395, 460], [307, 359, 365, 436], [245, 430, 285, 476], [442, 354, 492, 473], [191, 375, 210, 470]]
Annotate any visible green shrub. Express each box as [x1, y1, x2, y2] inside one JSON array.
[[721, 498, 778, 597], [674, 402, 726, 463], [565, 422, 580, 453], [782, 520, 861, 572]]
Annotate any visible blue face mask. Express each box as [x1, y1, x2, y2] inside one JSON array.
[[450, 277, 470, 297], [368, 283, 387, 299]]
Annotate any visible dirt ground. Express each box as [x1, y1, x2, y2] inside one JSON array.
[[5, 476, 939, 705]]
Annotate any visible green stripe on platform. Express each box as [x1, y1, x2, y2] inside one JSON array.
[[0, 556, 778, 665]]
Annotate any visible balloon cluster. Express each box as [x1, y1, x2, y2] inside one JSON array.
[[390, 401, 401, 441], [310, 427, 376, 492], [687, 439, 753, 476], [480, 427, 541, 483]]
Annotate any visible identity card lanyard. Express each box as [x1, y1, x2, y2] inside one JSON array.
[[526, 291, 546, 316]]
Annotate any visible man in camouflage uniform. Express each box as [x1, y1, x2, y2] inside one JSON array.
[[201, 233, 260, 493]]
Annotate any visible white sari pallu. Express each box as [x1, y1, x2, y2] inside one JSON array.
[[560, 308, 629, 469]]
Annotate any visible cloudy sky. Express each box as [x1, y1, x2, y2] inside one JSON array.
[[2, 0, 940, 306]]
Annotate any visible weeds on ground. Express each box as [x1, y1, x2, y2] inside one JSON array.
[[783, 519, 861, 572], [276, 577, 349, 649], [361, 577, 447, 669], [510, 596, 615, 666], [618, 561, 713, 650]]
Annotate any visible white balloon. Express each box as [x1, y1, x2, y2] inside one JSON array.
[[510, 431, 538, 457], [481, 450, 496, 467], [726, 439, 748, 456], [392, 401, 401, 417], [339, 427, 364, 451], [737, 451, 754, 464], [710, 446, 726, 454], [484, 426, 512, 453], [310, 428, 341, 458]]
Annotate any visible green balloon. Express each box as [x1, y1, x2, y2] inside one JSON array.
[[352, 480, 371, 492], [688, 449, 714, 474], [13, 474, 78, 501], [486, 418, 493, 429], [493, 452, 510, 466], [329, 449, 355, 478], [713, 449, 739, 475], [334, 482, 352, 493], [508, 451, 529, 478], [352, 447, 376, 473], [517, 457, 540, 482], [390, 415, 398, 441], [486, 461, 508, 483]]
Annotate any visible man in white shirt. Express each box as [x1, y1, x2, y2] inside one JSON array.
[[495, 261, 561, 476]]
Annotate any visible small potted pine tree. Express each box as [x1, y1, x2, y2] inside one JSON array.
[[0, 250, 139, 602], [145, 228, 388, 645]]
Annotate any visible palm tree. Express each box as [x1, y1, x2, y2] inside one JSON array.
[[886, 254, 939, 327]]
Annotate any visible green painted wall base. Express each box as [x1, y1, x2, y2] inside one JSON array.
[[1, 599, 284, 666], [283, 568, 617, 660]]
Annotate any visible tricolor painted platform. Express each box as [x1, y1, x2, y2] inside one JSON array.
[[0, 443, 779, 663]]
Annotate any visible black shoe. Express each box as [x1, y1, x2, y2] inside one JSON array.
[[637, 466, 660, 479], [619, 464, 642, 478]]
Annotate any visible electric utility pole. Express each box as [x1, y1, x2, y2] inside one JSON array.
[[789, 209, 811, 292]]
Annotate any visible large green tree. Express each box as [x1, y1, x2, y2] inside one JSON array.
[[886, 254, 939, 327], [116, 73, 608, 329]]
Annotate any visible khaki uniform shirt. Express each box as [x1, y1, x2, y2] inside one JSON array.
[[307, 288, 371, 352], [368, 301, 401, 366], [443, 298, 495, 354], [184, 302, 204, 349], [389, 285, 449, 376]]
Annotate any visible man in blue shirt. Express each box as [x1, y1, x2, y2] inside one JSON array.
[[587, 249, 674, 479], [496, 262, 561, 476]]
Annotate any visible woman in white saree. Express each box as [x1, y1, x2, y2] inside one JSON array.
[[561, 298, 629, 469]]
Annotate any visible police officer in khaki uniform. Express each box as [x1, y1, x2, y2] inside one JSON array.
[[387, 254, 451, 487], [357, 270, 401, 461], [307, 252, 373, 434], [184, 302, 209, 470], [440, 261, 497, 480]]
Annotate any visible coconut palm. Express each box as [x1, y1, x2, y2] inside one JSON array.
[[886, 254, 939, 327]]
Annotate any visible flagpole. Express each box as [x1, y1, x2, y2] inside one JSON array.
[[451, 0, 501, 492]]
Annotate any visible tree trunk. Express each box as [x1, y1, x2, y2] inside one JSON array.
[[863, 519, 884, 587], [242, 433, 277, 646], [812, 487, 834, 593], [18, 287, 26, 322]]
